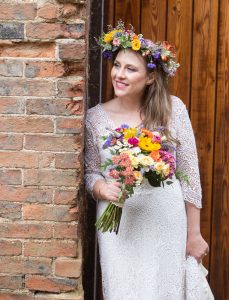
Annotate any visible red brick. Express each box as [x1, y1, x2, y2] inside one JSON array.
[[0, 79, 55, 97], [0, 293, 32, 300], [23, 204, 77, 221], [58, 41, 85, 60], [57, 80, 84, 98], [0, 257, 52, 274], [0, 42, 55, 58], [26, 23, 85, 40], [54, 190, 77, 205], [56, 117, 83, 134], [0, 223, 52, 238], [0, 134, 23, 150], [55, 258, 81, 278], [0, 116, 53, 133], [55, 153, 81, 169], [25, 135, 80, 152], [37, 4, 59, 20], [0, 98, 24, 114], [24, 169, 79, 187], [0, 201, 21, 220], [0, 152, 37, 168], [26, 99, 83, 116], [0, 275, 22, 289], [53, 223, 78, 239], [24, 241, 77, 257], [0, 186, 53, 203], [0, 169, 21, 185], [0, 4, 36, 20], [0, 240, 22, 256], [25, 61, 65, 78], [25, 275, 77, 293]]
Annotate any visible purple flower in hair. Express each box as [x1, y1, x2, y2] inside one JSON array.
[[147, 63, 156, 69], [153, 51, 161, 60], [103, 50, 113, 60]]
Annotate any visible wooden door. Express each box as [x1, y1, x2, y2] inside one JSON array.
[[95, 1, 228, 299]]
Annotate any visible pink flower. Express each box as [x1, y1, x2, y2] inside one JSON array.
[[109, 169, 120, 179], [128, 137, 139, 146], [112, 156, 120, 164], [124, 176, 135, 185], [121, 167, 134, 177], [113, 38, 120, 46]]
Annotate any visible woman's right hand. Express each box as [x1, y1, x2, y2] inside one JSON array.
[[93, 180, 122, 202]]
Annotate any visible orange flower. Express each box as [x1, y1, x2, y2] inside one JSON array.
[[141, 128, 153, 138], [149, 150, 161, 162], [161, 54, 168, 61], [133, 35, 138, 40], [162, 41, 176, 57]]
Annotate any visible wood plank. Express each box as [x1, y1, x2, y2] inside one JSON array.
[[102, 0, 115, 103], [115, 0, 141, 32], [190, 0, 219, 271], [141, 0, 167, 41], [210, 0, 229, 298], [167, 0, 193, 109]]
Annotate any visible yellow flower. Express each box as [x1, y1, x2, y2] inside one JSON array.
[[134, 171, 143, 184], [131, 39, 141, 51], [162, 164, 170, 176], [129, 155, 139, 167], [139, 155, 154, 167], [154, 162, 164, 172], [138, 137, 161, 152], [104, 31, 115, 43], [123, 128, 137, 139]]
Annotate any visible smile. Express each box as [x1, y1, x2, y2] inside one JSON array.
[[115, 80, 129, 88]]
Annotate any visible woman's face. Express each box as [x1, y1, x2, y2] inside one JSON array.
[[111, 49, 151, 100]]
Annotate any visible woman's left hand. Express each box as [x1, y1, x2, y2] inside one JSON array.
[[186, 232, 209, 264]]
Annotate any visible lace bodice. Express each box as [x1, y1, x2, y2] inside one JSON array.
[[84, 96, 202, 209]]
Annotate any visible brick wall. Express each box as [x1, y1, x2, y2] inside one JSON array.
[[0, 0, 86, 299]]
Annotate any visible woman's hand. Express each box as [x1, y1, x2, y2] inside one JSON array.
[[186, 232, 209, 264], [93, 180, 122, 202]]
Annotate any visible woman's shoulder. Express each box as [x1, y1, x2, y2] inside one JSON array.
[[85, 104, 102, 125], [170, 95, 187, 112]]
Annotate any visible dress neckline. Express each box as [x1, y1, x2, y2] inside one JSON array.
[[97, 103, 144, 129]]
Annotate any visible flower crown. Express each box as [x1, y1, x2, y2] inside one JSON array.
[[96, 20, 180, 78]]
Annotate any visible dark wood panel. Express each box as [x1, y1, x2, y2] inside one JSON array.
[[190, 0, 219, 271], [167, 0, 193, 109], [210, 0, 229, 298], [141, 0, 167, 41]]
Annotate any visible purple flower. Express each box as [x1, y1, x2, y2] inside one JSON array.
[[140, 38, 147, 48], [121, 124, 129, 128], [147, 63, 156, 69], [103, 50, 113, 60], [153, 51, 161, 60]]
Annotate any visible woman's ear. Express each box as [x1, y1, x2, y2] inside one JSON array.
[[146, 72, 156, 85]]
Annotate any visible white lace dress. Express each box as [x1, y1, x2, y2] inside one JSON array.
[[85, 96, 213, 300]]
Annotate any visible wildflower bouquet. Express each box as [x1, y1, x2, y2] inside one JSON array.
[[95, 124, 184, 234]]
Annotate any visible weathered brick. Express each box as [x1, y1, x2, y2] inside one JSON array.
[[25, 135, 79, 152], [0, 276, 22, 289], [0, 79, 55, 97], [57, 80, 84, 98], [26, 23, 85, 39], [24, 241, 77, 257], [0, 4, 36, 20], [23, 204, 77, 221], [0, 98, 24, 114], [0, 61, 23, 77], [24, 169, 79, 187], [25, 275, 77, 293], [0, 169, 21, 185], [0, 293, 32, 300], [25, 61, 65, 78], [58, 41, 85, 60], [0, 42, 55, 58], [0, 201, 21, 220], [0, 23, 24, 40], [0, 223, 52, 239], [0, 240, 22, 256], [55, 153, 80, 169], [54, 190, 77, 205], [55, 258, 81, 278], [56, 117, 83, 134], [0, 152, 37, 168], [0, 116, 53, 133], [26, 99, 83, 116], [37, 4, 59, 20], [53, 223, 78, 239], [0, 257, 52, 274], [0, 134, 23, 150], [34, 292, 83, 300]]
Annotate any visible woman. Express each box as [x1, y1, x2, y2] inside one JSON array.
[[85, 21, 213, 300]]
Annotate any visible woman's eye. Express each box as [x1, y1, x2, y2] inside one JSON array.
[[127, 68, 136, 72], [114, 63, 120, 67]]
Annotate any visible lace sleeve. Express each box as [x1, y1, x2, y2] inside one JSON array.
[[84, 116, 105, 199], [175, 102, 202, 209]]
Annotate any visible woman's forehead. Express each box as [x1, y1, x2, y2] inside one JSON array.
[[115, 49, 146, 66]]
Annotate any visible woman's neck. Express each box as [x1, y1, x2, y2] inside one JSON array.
[[115, 96, 142, 113]]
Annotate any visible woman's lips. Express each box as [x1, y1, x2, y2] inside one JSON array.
[[115, 80, 129, 89]]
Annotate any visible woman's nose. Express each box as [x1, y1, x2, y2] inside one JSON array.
[[116, 67, 125, 78]]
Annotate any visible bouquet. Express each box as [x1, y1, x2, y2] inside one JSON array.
[[95, 124, 188, 234]]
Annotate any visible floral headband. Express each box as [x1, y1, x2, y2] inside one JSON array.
[[96, 20, 180, 78]]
